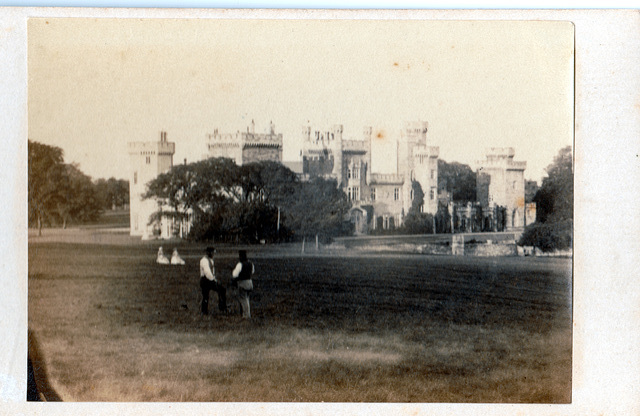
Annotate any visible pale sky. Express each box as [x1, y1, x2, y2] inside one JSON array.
[[28, 18, 573, 182]]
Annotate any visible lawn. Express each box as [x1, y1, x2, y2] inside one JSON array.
[[28, 235, 572, 402]]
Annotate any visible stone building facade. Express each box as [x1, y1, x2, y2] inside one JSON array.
[[204, 119, 283, 165], [301, 121, 439, 234]]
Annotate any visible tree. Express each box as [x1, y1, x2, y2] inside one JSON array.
[[534, 146, 573, 223], [53, 164, 102, 228], [438, 160, 477, 203], [28, 140, 66, 235], [519, 146, 573, 252], [94, 177, 129, 210], [286, 177, 351, 243], [403, 181, 433, 234]]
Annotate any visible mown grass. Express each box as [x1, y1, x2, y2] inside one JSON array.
[[28, 237, 572, 402]]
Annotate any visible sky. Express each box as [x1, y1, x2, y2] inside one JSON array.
[[28, 18, 574, 182]]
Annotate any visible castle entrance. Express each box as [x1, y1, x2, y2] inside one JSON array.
[[349, 207, 367, 235]]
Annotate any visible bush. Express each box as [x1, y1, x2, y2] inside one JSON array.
[[402, 212, 434, 234], [518, 219, 572, 252]]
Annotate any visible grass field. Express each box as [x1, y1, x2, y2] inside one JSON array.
[[28, 232, 572, 402]]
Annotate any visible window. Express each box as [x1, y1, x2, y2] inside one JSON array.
[[370, 188, 376, 201], [347, 168, 351, 179], [134, 172, 138, 185], [410, 189, 414, 200], [353, 166, 360, 179], [430, 187, 436, 201], [347, 187, 352, 200], [146, 156, 151, 164], [431, 169, 435, 179], [394, 188, 400, 201], [353, 186, 359, 200]]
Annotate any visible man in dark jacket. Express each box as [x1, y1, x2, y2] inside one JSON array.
[[231, 250, 254, 319]]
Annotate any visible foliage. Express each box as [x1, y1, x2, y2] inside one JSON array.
[[520, 147, 573, 251], [534, 146, 573, 223], [518, 219, 573, 252], [28, 140, 66, 234], [53, 164, 102, 228], [434, 202, 452, 233], [94, 177, 129, 210], [143, 158, 351, 243], [402, 181, 434, 234], [28, 140, 102, 233], [284, 177, 352, 243], [438, 159, 477, 203]]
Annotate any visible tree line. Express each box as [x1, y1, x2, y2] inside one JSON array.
[[143, 158, 352, 243], [28, 140, 129, 235], [518, 146, 573, 251]]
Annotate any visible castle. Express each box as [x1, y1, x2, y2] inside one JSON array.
[[128, 121, 531, 238], [301, 121, 439, 234]]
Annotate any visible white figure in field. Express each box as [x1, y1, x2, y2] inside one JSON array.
[[156, 246, 170, 264], [171, 248, 185, 265]]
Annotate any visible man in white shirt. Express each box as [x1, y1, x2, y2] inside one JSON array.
[[199, 246, 227, 315]]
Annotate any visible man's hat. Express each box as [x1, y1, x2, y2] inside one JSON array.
[[205, 246, 216, 254]]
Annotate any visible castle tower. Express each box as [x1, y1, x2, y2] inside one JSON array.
[[476, 147, 527, 229], [363, 126, 373, 185], [398, 121, 436, 216], [128, 131, 175, 238], [331, 124, 344, 186]]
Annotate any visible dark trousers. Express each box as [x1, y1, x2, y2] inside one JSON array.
[[200, 277, 227, 314]]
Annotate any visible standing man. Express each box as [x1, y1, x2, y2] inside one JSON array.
[[231, 250, 255, 319], [200, 246, 227, 315]]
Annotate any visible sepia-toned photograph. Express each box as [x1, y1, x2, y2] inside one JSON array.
[[25, 15, 575, 403]]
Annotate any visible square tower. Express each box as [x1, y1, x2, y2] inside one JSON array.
[[128, 131, 175, 238], [476, 147, 527, 229]]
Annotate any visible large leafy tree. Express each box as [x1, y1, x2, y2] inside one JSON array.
[[438, 159, 477, 203], [519, 146, 573, 251], [94, 177, 129, 210], [28, 140, 67, 235], [239, 161, 299, 207], [53, 164, 102, 228], [286, 177, 351, 243], [534, 146, 573, 223], [143, 158, 352, 243], [28, 140, 102, 233]]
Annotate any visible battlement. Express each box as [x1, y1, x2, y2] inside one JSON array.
[[404, 121, 429, 135], [370, 173, 404, 185], [206, 127, 282, 149], [343, 140, 368, 153], [477, 148, 526, 171], [127, 140, 175, 156], [485, 147, 516, 158], [242, 132, 283, 149], [413, 146, 439, 158]]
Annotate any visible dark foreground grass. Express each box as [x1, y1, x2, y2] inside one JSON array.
[[28, 239, 572, 402]]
